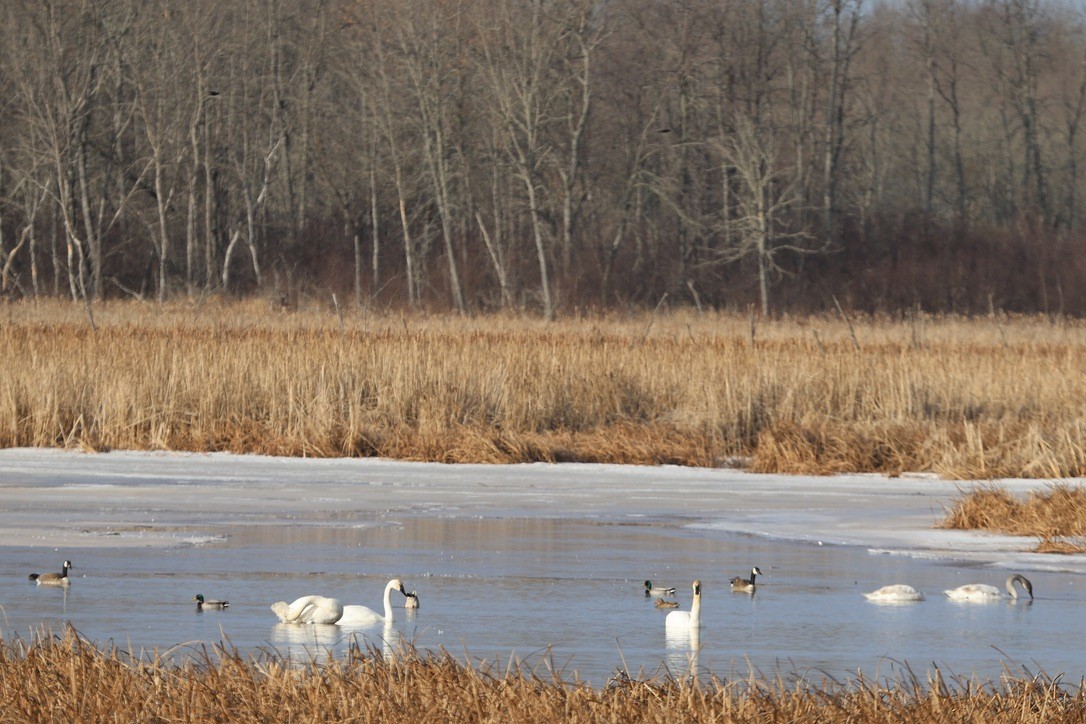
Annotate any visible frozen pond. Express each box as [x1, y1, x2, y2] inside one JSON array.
[[1, 449, 1084, 686]]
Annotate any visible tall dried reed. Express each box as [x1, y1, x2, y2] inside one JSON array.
[[1, 299, 1085, 478], [940, 484, 1086, 552], [1, 629, 1084, 722]]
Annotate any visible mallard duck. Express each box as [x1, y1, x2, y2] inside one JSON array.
[[29, 560, 72, 587], [655, 598, 679, 608], [863, 584, 925, 602], [945, 574, 1033, 601], [730, 566, 763, 593], [193, 594, 229, 610], [665, 580, 702, 629], [336, 579, 409, 626], [644, 580, 676, 597], [404, 591, 420, 609]]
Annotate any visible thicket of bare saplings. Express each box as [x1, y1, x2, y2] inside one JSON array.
[[1, 629, 1085, 723], [2, 1, 1086, 317]]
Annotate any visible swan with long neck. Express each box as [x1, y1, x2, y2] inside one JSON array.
[[945, 574, 1034, 601], [29, 560, 72, 587], [270, 595, 344, 624], [337, 579, 408, 626], [864, 584, 925, 602], [730, 566, 763, 593], [665, 580, 702, 629]]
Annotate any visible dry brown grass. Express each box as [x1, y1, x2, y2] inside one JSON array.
[[940, 484, 1086, 552], [1, 628, 1084, 722], [1, 298, 1085, 478]]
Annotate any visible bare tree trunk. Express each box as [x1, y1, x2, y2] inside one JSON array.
[[822, 0, 863, 241]]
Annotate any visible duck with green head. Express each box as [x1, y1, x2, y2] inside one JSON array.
[[193, 594, 229, 610]]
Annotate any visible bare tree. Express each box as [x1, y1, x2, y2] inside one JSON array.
[[712, 116, 817, 316]]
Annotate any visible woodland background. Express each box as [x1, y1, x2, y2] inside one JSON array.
[[2, 0, 1086, 317]]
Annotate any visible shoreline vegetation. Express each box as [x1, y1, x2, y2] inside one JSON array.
[[1, 298, 1085, 543], [2, 299, 1084, 476], [0, 629, 1083, 722]]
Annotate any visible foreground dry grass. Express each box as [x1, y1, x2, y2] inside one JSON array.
[[941, 484, 1086, 552], [1, 630, 1084, 723], [1, 298, 1085, 479]]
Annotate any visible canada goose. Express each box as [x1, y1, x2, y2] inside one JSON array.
[[404, 591, 420, 610], [655, 598, 679, 608], [730, 566, 763, 593], [665, 580, 702, 630], [863, 584, 925, 602], [193, 594, 229, 610], [945, 574, 1034, 601], [644, 580, 676, 597], [336, 579, 409, 626], [28, 560, 72, 587], [271, 595, 344, 624]]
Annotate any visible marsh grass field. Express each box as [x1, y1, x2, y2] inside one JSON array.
[[1, 629, 1085, 723], [2, 299, 1085, 479]]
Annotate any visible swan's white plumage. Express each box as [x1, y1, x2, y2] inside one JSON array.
[[863, 584, 925, 602], [271, 595, 344, 624], [665, 580, 702, 630], [337, 579, 408, 626], [945, 574, 1034, 601]]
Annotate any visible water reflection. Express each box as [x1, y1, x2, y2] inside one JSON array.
[[270, 620, 408, 662], [664, 625, 700, 680]]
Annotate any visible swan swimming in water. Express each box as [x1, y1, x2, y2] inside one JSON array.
[[271, 595, 344, 624], [945, 574, 1034, 601], [28, 560, 72, 587], [730, 566, 763, 593], [644, 580, 676, 597], [337, 579, 409, 626], [665, 580, 702, 630], [863, 584, 925, 602]]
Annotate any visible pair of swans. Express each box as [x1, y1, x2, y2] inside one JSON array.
[[864, 574, 1034, 603], [272, 578, 409, 625]]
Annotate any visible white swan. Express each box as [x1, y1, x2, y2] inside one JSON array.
[[665, 580, 702, 630], [945, 574, 1034, 601], [270, 595, 344, 624], [863, 584, 925, 602], [337, 579, 408, 626], [730, 566, 763, 593]]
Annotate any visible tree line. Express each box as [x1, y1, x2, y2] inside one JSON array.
[[2, 0, 1086, 317]]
